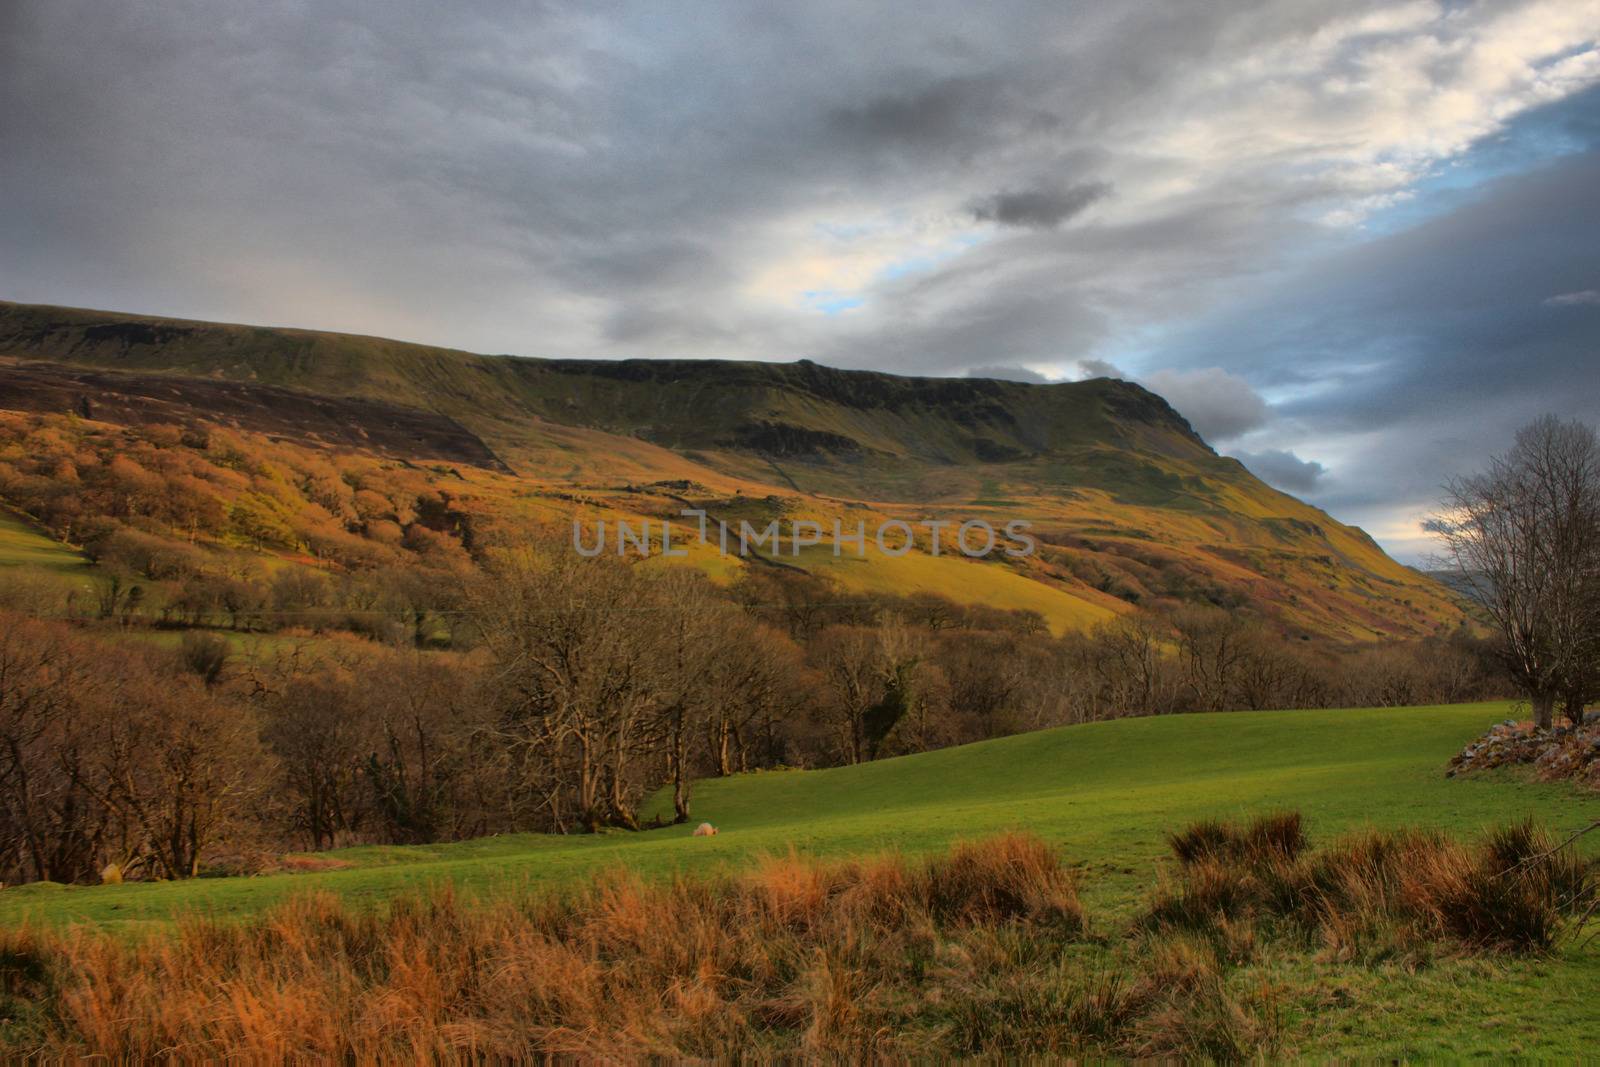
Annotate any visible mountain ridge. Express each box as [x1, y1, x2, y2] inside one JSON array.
[[0, 298, 1464, 640], [0, 299, 1205, 469]]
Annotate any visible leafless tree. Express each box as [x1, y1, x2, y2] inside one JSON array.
[[1085, 613, 1176, 717], [812, 625, 880, 764], [0, 614, 108, 882], [811, 619, 937, 763], [1, 613, 269, 882], [78, 676, 267, 879], [1431, 416, 1600, 728], [255, 662, 373, 850], [359, 650, 488, 843], [1169, 605, 1254, 713], [473, 548, 659, 831]]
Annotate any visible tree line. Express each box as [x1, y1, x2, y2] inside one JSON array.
[[0, 540, 1500, 884]]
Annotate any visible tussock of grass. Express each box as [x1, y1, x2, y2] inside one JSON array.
[[1143, 814, 1596, 960], [1167, 809, 1307, 867]]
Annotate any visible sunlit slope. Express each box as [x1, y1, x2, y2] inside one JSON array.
[[793, 544, 1123, 631], [0, 299, 1466, 638], [0, 507, 88, 574], [5, 701, 1595, 931]]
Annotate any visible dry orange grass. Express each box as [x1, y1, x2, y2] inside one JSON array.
[[0, 834, 1093, 1060], [0, 821, 1583, 1060]]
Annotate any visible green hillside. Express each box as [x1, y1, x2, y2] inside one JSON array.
[[0, 508, 86, 574]]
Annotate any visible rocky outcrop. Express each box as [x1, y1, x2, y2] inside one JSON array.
[[1448, 715, 1600, 789]]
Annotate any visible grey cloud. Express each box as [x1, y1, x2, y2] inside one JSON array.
[[966, 364, 1048, 382], [1143, 130, 1600, 558], [1142, 367, 1270, 443], [827, 76, 1007, 149], [969, 182, 1110, 229], [1231, 449, 1327, 493], [1077, 358, 1125, 379], [2, 0, 1598, 563], [0, 0, 1447, 362]]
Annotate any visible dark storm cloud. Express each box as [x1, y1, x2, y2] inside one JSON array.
[[969, 182, 1111, 229], [0, 0, 1385, 356], [827, 76, 1017, 149], [1142, 367, 1270, 443], [1199, 149, 1600, 436], [1, 0, 1598, 556]]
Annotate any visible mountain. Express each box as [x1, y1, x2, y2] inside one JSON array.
[[0, 299, 1464, 638]]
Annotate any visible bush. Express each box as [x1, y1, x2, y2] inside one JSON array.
[[178, 631, 230, 687]]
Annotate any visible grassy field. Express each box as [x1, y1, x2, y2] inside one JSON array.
[[6, 701, 1594, 927], [0, 508, 87, 574], [4, 701, 1598, 1055], [792, 542, 1120, 633]]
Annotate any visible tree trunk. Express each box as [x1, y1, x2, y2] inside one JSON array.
[[671, 705, 690, 823], [577, 740, 599, 832], [1532, 691, 1555, 730], [1564, 693, 1586, 726], [672, 767, 690, 823], [715, 718, 733, 777]]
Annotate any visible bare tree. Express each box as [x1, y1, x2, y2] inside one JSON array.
[[812, 625, 881, 764], [1086, 612, 1176, 718], [0, 614, 108, 883], [703, 622, 807, 775], [1169, 605, 1254, 713], [79, 677, 268, 879], [473, 548, 659, 832], [1, 614, 268, 882], [1430, 416, 1600, 728], [256, 665, 373, 850], [647, 568, 724, 822], [359, 651, 487, 843], [811, 619, 937, 763]]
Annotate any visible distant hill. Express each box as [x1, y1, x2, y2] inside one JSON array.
[[1420, 569, 1490, 604], [0, 299, 1466, 639]]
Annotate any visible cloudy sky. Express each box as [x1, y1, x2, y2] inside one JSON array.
[[3, 1, 1598, 561]]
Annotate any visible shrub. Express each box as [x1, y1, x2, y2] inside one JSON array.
[[1, 820, 1584, 1058], [178, 630, 230, 687]]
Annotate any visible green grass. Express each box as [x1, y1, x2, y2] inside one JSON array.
[[0, 508, 87, 573], [3, 700, 1596, 1055], [790, 542, 1118, 632]]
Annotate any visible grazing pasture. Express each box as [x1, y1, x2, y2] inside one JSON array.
[[2, 701, 1597, 1056]]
